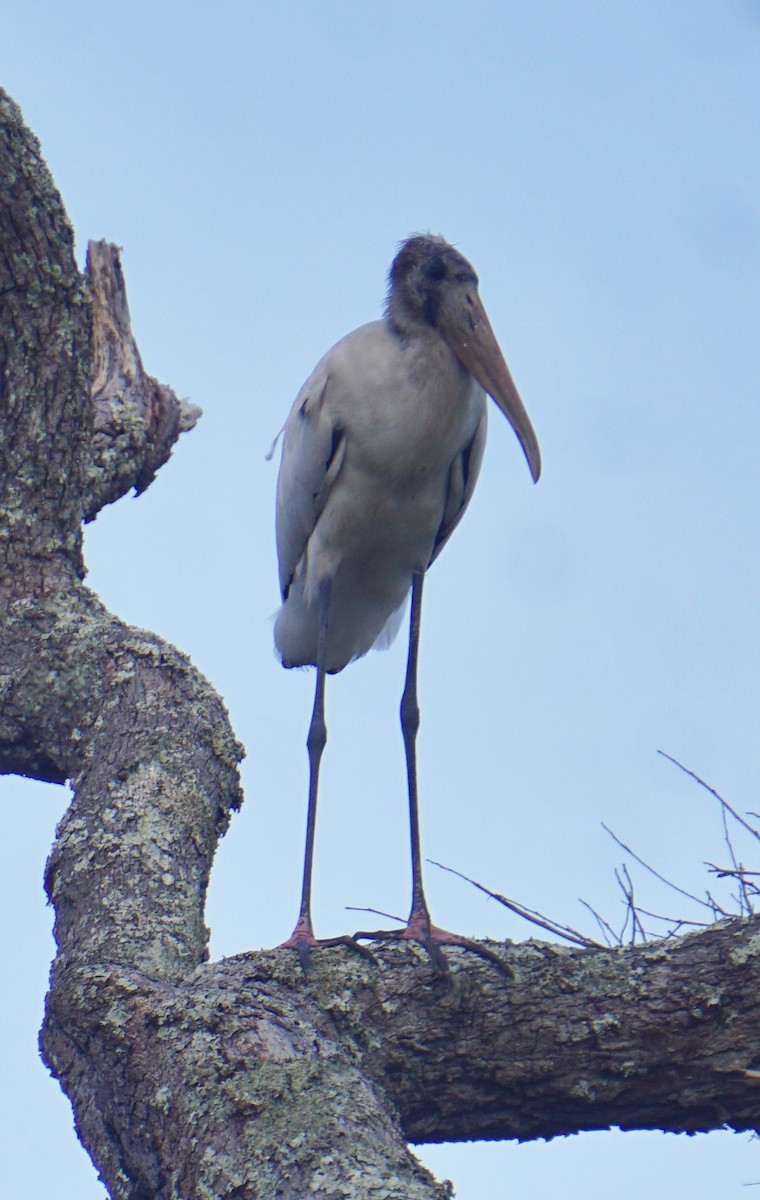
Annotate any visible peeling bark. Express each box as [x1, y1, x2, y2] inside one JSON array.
[[1, 86, 759, 1200]]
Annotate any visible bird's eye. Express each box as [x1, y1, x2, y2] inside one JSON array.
[[427, 259, 447, 282]]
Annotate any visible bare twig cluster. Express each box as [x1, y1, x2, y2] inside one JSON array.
[[429, 752, 760, 950]]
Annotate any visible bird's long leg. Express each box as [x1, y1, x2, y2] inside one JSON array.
[[400, 570, 433, 936], [352, 570, 446, 967], [395, 569, 451, 971], [352, 569, 511, 976], [278, 581, 377, 970], [279, 578, 331, 960]]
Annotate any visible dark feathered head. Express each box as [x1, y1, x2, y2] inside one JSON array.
[[384, 233, 541, 482]]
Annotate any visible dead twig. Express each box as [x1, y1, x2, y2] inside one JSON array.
[[429, 756, 757, 956], [658, 751, 760, 844], [346, 906, 404, 923], [429, 860, 604, 949], [578, 899, 620, 947], [615, 863, 648, 945], [632, 905, 711, 932], [601, 822, 726, 914], [706, 864, 760, 913]]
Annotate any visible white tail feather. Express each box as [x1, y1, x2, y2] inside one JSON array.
[[372, 593, 409, 652]]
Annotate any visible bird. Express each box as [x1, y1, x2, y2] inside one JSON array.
[[273, 233, 540, 965]]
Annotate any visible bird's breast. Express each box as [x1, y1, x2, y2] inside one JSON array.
[[329, 321, 485, 488], [303, 322, 485, 586]]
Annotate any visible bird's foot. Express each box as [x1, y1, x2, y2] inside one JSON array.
[[353, 911, 512, 977], [277, 921, 377, 973]]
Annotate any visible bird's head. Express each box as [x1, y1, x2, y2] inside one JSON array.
[[386, 234, 541, 483]]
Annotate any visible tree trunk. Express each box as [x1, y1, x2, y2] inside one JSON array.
[[1, 88, 759, 1200]]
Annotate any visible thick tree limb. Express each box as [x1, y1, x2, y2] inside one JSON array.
[[2, 86, 759, 1200], [41, 917, 760, 1197], [0, 91, 89, 585]]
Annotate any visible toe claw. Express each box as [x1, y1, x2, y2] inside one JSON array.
[[352, 919, 511, 977], [276, 930, 378, 973]]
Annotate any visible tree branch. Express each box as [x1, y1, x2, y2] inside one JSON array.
[[41, 919, 760, 1195]]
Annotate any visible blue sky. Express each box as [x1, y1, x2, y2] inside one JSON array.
[[2, 2, 760, 1196]]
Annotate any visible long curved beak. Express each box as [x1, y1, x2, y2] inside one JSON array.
[[442, 290, 541, 483]]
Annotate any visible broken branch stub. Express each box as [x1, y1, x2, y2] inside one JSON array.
[[84, 240, 202, 521]]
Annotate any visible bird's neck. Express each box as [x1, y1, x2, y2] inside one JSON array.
[[384, 289, 426, 341]]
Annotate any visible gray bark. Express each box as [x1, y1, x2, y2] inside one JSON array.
[[2, 87, 759, 1200], [85, 238, 201, 522]]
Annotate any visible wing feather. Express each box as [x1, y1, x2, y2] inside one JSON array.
[[275, 368, 346, 601], [429, 406, 487, 566]]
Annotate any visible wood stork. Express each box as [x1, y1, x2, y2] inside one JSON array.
[[274, 234, 540, 964]]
